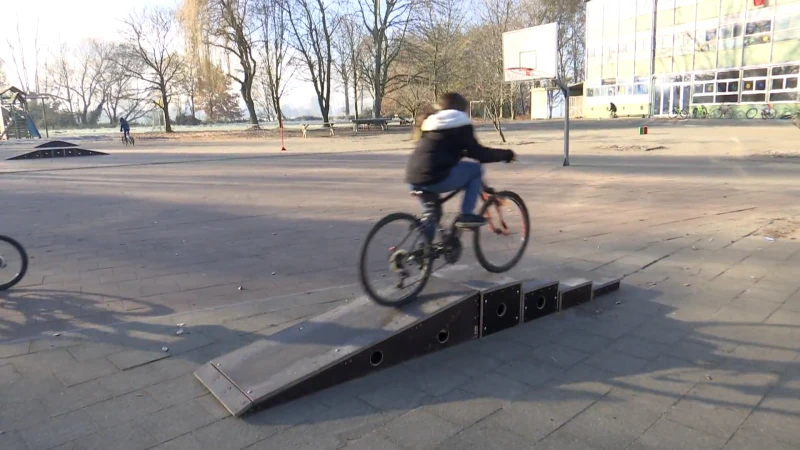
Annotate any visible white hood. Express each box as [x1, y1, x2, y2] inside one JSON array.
[[420, 109, 472, 132]]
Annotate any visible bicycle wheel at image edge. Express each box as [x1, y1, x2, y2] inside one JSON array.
[[474, 191, 530, 273], [0, 235, 28, 290], [357, 212, 433, 307]]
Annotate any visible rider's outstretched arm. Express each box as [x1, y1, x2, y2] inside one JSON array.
[[461, 125, 515, 163]]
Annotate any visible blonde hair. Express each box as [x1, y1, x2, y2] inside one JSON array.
[[412, 104, 436, 141]]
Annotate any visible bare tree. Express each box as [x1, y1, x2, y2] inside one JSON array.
[[283, 0, 338, 124], [118, 7, 183, 133], [519, 0, 585, 82], [255, 0, 293, 123], [182, 0, 260, 126], [408, 0, 466, 100], [333, 13, 367, 119], [53, 40, 113, 126], [358, 0, 415, 118], [0, 59, 8, 86], [6, 17, 39, 92], [177, 54, 202, 119], [470, 0, 520, 142]]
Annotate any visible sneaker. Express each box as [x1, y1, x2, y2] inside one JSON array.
[[455, 214, 487, 229]]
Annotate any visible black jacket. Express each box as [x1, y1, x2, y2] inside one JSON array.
[[405, 110, 514, 186]]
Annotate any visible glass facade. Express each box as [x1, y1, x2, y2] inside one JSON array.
[[584, 0, 800, 118]]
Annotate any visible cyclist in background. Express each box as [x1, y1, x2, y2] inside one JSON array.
[[119, 117, 131, 141]]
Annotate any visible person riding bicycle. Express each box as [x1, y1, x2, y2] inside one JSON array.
[[406, 92, 515, 232], [609, 102, 617, 117], [119, 117, 131, 140]]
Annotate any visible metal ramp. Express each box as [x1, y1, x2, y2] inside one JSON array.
[[195, 269, 622, 417]]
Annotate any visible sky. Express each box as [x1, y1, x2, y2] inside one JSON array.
[[0, 0, 349, 117]]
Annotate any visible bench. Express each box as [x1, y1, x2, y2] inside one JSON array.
[[351, 118, 389, 133], [300, 123, 336, 138]]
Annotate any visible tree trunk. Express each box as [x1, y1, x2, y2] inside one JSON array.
[[353, 78, 359, 119], [343, 76, 350, 117], [242, 78, 259, 127], [161, 88, 173, 133]]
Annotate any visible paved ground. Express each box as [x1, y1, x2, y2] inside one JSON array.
[[1, 119, 799, 449]]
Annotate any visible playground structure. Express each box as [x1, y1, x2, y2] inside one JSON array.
[[0, 86, 43, 140]]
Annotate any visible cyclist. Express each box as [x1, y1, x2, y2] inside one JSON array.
[[405, 92, 515, 232], [119, 117, 131, 141], [609, 102, 617, 118]]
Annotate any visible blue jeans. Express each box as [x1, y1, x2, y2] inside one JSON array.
[[412, 161, 483, 239]]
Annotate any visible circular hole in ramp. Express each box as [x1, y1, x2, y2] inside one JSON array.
[[370, 350, 384, 367], [496, 303, 507, 317], [437, 329, 450, 344], [536, 296, 546, 310]]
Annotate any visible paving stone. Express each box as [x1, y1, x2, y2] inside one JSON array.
[[0, 362, 20, 384], [28, 337, 82, 353], [496, 346, 564, 384], [358, 383, 431, 412], [0, 341, 30, 359], [341, 432, 403, 450], [421, 389, 506, 427], [55, 356, 119, 387], [70, 422, 159, 450], [628, 417, 727, 450], [585, 349, 649, 376], [145, 373, 209, 408], [0, 397, 48, 431], [98, 361, 172, 396], [380, 409, 462, 449], [461, 371, 529, 400], [631, 320, 691, 345], [135, 397, 220, 444], [66, 341, 128, 362], [40, 379, 114, 417], [148, 433, 206, 450], [554, 391, 666, 450], [85, 390, 163, 429], [738, 409, 800, 447], [292, 396, 396, 442], [724, 426, 800, 450], [245, 425, 343, 450], [554, 330, 613, 354], [19, 409, 99, 450], [410, 367, 470, 397], [609, 335, 670, 361], [0, 430, 29, 450], [107, 348, 170, 370], [435, 420, 533, 450], [192, 417, 278, 450], [529, 343, 589, 369]]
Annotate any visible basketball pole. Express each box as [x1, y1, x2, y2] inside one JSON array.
[[556, 79, 570, 167]]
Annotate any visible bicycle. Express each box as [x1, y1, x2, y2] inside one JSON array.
[[357, 172, 530, 307], [692, 106, 708, 119], [746, 104, 776, 120], [669, 107, 689, 120], [0, 235, 28, 290], [712, 105, 735, 119], [607, 107, 618, 119], [121, 132, 135, 146]]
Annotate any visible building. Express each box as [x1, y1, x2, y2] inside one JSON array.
[[582, 0, 800, 118]]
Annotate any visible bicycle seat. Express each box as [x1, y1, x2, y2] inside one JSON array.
[[409, 189, 435, 197]]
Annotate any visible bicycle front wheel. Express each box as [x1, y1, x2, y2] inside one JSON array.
[[357, 212, 433, 307], [474, 191, 530, 273], [0, 235, 28, 290], [746, 108, 758, 119]]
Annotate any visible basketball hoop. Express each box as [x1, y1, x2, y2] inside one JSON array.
[[506, 67, 537, 82]]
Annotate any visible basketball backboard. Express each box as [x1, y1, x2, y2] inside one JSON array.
[[502, 23, 558, 82]]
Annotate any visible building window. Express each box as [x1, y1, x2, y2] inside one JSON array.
[[774, 11, 800, 42], [744, 19, 772, 46], [719, 23, 743, 39], [769, 64, 800, 103]]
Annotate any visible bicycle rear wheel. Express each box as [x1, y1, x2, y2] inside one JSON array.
[[357, 213, 433, 307], [0, 235, 28, 290], [474, 191, 530, 273], [746, 108, 758, 119]]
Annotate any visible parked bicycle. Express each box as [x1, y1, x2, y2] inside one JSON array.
[[692, 105, 708, 119], [711, 104, 735, 119], [357, 170, 530, 307], [746, 104, 776, 120], [669, 106, 689, 120], [0, 235, 28, 290]]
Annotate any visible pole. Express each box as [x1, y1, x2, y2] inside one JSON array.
[[649, 0, 658, 117], [280, 118, 286, 151], [40, 98, 49, 138], [557, 79, 570, 166]]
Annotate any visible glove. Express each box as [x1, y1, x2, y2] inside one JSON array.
[[505, 150, 516, 163]]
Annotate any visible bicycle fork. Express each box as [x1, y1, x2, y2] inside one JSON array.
[[481, 193, 510, 236]]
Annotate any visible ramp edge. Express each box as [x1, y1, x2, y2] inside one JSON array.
[[194, 362, 252, 417]]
